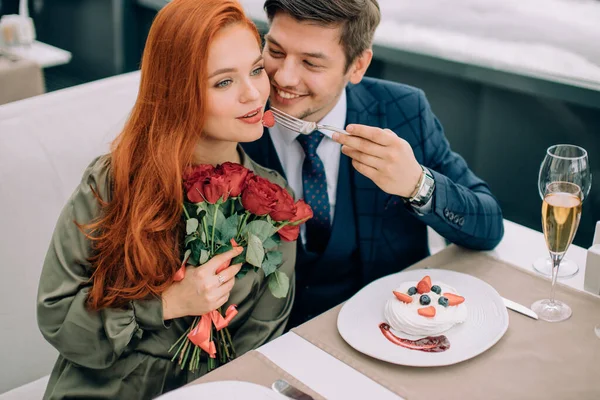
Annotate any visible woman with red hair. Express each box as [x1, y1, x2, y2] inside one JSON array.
[[36, 0, 296, 398]]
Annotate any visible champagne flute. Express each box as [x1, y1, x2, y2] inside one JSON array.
[[532, 145, 591, 322], [533, 149, 591, 279]]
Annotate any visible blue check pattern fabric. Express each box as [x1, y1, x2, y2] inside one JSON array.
[[297, 131, 331, 253]]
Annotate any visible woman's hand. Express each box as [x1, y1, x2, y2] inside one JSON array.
[[162, 247, 243, 320]]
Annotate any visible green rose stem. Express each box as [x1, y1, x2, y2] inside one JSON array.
[[211, 203, 220, 254], [224, 326, 235, 356], [190, 345, 199, 372], [179, 338, 191, 367], [218, 315, 231, 359], [169, 321, 192, 362], [236, 211, 251, 240], [182, 204, 191, 220], [272, 221, 290, 234], [203, 217, 209, 244]]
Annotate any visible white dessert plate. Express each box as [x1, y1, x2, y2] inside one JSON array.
[[337, 268, 509, 367], [156, 381, 288, 399]]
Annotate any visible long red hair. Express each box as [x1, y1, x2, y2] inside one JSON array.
[[83, 0, 260, 310]]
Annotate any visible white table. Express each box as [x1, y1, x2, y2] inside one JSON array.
[[0, 40, 71, 68], [255, 220, 592, 399]]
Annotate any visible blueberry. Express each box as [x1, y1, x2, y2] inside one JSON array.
[[407, 286, 417, 296], [438, 296, 449, 307], [431, 285, 441, 295], [420, 295, 431, 305]]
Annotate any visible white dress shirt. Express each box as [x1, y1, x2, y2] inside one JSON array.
[[269, 91, 346, 244]]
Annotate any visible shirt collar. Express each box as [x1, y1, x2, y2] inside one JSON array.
[[270, 88, 347, 145]]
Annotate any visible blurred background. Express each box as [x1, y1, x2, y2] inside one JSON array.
[[1, 0, 600, 246]]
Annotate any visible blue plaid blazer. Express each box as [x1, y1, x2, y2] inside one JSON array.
[[244, 77, 504, 284]]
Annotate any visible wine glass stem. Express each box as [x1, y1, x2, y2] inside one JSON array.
[[549, 253, 562, 305]]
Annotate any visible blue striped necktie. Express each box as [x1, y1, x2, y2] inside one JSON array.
[[296, 131, 331, 253]]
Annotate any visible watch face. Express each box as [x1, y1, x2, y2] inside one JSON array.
[[411, 169, 435, 206]]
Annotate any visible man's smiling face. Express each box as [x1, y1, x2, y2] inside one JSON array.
[[263, 12, 353, 123]]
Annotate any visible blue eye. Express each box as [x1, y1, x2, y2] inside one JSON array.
[[216, 79, 232, 88], [251, 66, 264, 76]]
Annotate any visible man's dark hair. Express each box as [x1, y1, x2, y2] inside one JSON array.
[[264, 0, 381, 71]]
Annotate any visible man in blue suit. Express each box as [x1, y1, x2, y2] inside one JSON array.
[[243, 0, 504, 328]]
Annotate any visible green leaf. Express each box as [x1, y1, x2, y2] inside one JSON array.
[[206, 208, 227, 231], [232, 248, 247, 265], [188, 252, 199, 266], [183, 249, 191, 263], [211, 228, 224, 246], [268, 270, 290, 299], [184, 235, 197, 246], [214, 243, 232, 255], [186, 218, 199, 235], [200, 249, 210, 265], [246, 233, 265, 268], [263, 234, 281, 250], [244, 220, 274, 242], [261, 251, 283, 277], [221, 214, 239, 243], [186, 239, 206, 266], [196, 202, 210, 215]]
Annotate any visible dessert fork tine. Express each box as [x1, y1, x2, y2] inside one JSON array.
[[270, 107, 347, 138]]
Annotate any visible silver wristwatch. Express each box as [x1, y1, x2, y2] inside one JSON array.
[[408, 166, 435, 208]]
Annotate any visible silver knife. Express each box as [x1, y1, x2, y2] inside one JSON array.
[[271, 379, 315, 400], [503, 297, 538, 320]]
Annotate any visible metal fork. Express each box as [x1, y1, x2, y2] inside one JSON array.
[[270, 107, 348, 138]]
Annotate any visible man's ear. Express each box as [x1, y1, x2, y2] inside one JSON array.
[[348, 48, 373, 84]]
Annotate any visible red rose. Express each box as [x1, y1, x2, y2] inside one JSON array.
[[291, 199, 313, 223], [202, 174, 229, 204], [278, 224, 300, 242], [186, 183, 202, 203], [270, 186, 297, 221], [183, 164, 215, 188], [241, 175, 277, 215], [220, 162, 250, 197], [183, 164, 215, 203]]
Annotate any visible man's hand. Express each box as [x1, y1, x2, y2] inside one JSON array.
[[333, 124, 423, 198]]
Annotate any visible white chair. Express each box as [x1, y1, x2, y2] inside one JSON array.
[[0, 71, 140, 397]]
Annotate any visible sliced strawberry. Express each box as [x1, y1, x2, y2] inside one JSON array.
[[443, 292, 465, 306], [416, 281, 428, 294], [422, 276, 432, 287], [262, 110, 275, 128], [416, 275, 432, 294], [418, 306, 436, 318], [393, 291, 413, 303]]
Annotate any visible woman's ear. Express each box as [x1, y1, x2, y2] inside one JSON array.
[[349, 49, 373, 84]]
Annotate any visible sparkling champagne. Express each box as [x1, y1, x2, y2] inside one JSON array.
[[542, 192, 582, 255]]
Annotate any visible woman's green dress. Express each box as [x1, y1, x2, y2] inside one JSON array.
[[37, 150, 296, 399]]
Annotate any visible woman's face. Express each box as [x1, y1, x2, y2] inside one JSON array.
[[203, 23, 270, 143]]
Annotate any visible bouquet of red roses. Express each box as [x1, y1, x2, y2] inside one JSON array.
[[169, 162, 312, 372]]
